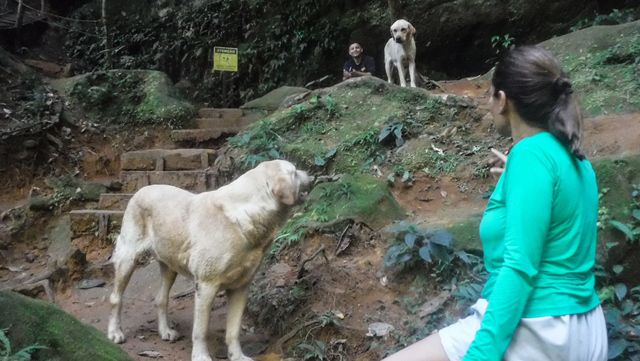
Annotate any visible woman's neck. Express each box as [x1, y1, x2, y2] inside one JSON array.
[[510, 112, 545, 144]]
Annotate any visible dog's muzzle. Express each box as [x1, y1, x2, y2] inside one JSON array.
[[394, 37, 404, 44]]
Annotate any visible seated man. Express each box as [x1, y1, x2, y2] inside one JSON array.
[[342, 42, 376, 80]]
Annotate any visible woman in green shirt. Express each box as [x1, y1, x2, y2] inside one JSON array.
[[382, 46, 607, 361]]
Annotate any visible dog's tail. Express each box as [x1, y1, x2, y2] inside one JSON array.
[[110, 196, 153, 264]]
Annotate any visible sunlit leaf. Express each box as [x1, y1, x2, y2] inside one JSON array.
[[610, 220, 635, 241], [614, 283, 628, 301]]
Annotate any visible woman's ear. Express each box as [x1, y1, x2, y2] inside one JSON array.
[[496, 90, 508, 114]]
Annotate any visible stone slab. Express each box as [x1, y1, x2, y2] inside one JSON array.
[[120, 170, 216, 193], [69, 210, 124, 238], [98, 193, 133, 211]]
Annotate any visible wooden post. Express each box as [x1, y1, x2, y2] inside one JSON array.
[[101, 0, 111, 68], [15, 0, 24, 48]]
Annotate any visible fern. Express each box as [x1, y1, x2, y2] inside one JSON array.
[[0, 328, 47, 361]]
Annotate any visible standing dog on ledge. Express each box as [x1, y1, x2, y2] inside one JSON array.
[[384, 19, 417, 88], [107, 160, 312, 361]]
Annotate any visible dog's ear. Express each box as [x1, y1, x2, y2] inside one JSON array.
[[409, 24, 416, 37], [272, 174, 297, 205]]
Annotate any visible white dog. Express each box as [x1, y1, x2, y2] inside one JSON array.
[[107, 160, 311, 361], [384, 19, 417, 87]]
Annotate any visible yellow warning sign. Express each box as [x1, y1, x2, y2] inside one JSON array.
[[213, 47, 238, 72]]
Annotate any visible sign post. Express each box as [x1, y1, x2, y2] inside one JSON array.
[[213, 47, 238, 72], [213, 47, 238, 107]]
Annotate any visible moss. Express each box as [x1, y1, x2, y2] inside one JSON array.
[[447, 217, 482, 252], [232, 77, 480, 175], [51, 70, 194, 128], [133, 71, 195, 128], [308, 174, 406, 229], [540, 22, 640, 117], [0, 291, 132, 361], [593, 155, 640, 221], [271, 174, 405, 256]]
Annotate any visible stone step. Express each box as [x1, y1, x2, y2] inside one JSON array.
[[98, 193, 133, 211], [69, 210, 124, 239], [170, 128, 238, 143], [197, 107, 243, 119], [195, 116, 253, 130], [120, 170, 216, 193], [121, 148, 215, 171]]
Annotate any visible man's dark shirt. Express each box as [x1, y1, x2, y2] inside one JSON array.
[[343, 55, 375, 74]]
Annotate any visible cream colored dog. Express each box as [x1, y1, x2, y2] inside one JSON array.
[[384, 19, 417, 87], [107, 160, 311, 361]]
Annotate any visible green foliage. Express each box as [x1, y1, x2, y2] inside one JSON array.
[[296, 340, 328, 361], [384, 222, 460, 271], [65, 70, 194, 128], [607, 184, 640, 242], [270, 175, 405, 258], [571, 8, 640, 32], [63, 0, 358, 106], [560, 32, 640, 116], [490, 33, 515, 54], [0, 328, 46, 361]]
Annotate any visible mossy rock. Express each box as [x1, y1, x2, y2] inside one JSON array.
[[0, 291, 132, 361], [241, 86, 310, 111], [539, 21, 640, 117], [307, 174, 406, 230], [231, 77, 482, 176], [447, 216, 482, 252], [50, 70, 194, 128]]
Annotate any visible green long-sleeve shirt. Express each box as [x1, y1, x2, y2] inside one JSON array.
[[464, 132, 601, 361]]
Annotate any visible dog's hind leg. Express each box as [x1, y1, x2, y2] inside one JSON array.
[[156, 261, 180, 341], [191, 281, 219, 361], [108, 243, 137, 344], [226, 285, 253, 361], [409, 61, 417, 88], [385, 60, 394, 84]]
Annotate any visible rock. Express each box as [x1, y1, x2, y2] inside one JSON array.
[[77, 278, 106, 289], [0, 291, 132, 361], [366, 322, 395, 337], [241, 86, 310, 111]]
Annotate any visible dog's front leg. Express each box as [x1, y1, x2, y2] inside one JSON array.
[[409, 61, 417, 88], [226, 285, 253, 361], [191, 282, 218, 361], [385, 60, 394, 84], [397, 62, 407, 87]]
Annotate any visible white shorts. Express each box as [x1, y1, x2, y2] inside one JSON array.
[[438, 299, 608, 361]]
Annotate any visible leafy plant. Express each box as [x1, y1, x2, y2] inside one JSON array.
[[571, 8, 639, 32], [384, 222, 458, 271], [608, 184, 640, 242], [297, 340, 328, 361], [379, 123, 404, 147], [490, 34, 515, 54], [0, 328, 47, 361]]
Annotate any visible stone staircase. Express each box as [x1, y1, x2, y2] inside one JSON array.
[[69, 108, 258, 253]]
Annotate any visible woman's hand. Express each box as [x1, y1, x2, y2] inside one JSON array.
[[489, 148, 507, 175]]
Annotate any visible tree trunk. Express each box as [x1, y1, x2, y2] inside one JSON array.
[[386, 0, 402, 20], [102, 0, 111, 68]]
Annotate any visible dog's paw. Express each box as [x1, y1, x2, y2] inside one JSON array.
[[191, 352, 213, 361], [229, 356, 254, 361], [108, 328, 126, 344], [159, 328, 180, 342]]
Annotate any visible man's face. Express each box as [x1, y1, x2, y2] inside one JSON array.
[[349, 43, 363, 58]]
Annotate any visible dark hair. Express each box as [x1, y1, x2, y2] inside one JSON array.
[[492, 46, 584, 159]]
